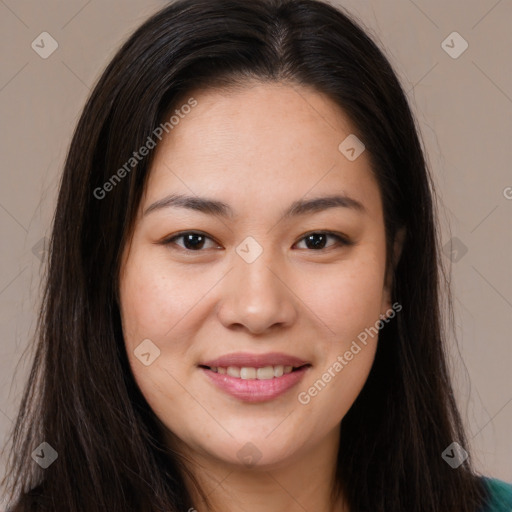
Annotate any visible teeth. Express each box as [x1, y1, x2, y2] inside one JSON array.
[[209, 364, 299, 379], [227, 366, 240, 378], [240, 367, 256, 379], [257, 366, 275, 380]]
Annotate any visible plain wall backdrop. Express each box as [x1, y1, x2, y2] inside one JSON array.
[[1, 0, 511, 495]]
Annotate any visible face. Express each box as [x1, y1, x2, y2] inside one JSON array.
[[119, 81, 399, 470]]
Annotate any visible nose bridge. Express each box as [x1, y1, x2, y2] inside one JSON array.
[[217, 236, 297, 333], [237, 243, 280, 297]]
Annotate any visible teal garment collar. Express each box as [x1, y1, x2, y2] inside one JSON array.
[[481, 477, 512, 512]]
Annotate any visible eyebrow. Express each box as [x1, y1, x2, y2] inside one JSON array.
[[143, 193, 366, 219]]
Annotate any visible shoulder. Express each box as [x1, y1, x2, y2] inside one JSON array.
[[480, 476, 512, 512]]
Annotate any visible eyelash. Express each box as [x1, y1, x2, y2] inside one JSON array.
[[159, 230, 353, 252]]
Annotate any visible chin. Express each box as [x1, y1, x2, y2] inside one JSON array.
[[215, 436, 306, 470]]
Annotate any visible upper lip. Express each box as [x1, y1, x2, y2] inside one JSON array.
[[200, 352, 311, 368]]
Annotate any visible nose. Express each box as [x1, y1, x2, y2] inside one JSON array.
[[216, 247, 298, 335]]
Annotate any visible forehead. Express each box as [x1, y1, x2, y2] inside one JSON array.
[[143, 81, 381, 218]]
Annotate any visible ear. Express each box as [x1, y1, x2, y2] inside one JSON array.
[[381, 226, 406, 317]]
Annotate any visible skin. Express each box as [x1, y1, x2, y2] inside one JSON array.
[[119, 81, 404, 512]]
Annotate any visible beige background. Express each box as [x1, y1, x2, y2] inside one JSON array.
[[1, 0, 511, 494]]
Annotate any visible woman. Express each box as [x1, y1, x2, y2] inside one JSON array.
[[2, 0, 511, 510]]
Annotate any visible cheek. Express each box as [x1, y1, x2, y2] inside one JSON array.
[[303, 253, 386, 340], [294, 246, 384, 411], [119, 250, 200, 349], [303, 345, 377, 428], [297, 278, 381, 427], [120, 258, 194, 421]]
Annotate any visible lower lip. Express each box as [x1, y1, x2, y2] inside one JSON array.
[[200, 366, 310, 402]]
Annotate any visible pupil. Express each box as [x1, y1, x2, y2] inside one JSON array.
[[306, 233, 326, 250], [184, 234, 204, 250]]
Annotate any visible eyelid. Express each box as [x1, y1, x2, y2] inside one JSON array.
[[158, 230, 222, 250], [158, 230, 353, 252], [294, 230, 353, 249]]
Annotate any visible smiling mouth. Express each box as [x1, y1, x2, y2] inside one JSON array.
[[198, 364, 311, 380]]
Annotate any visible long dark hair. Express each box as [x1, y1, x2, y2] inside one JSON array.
[[2, 0, 490, 510]]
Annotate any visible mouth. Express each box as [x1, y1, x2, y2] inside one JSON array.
[[198, 353, 312, 402], [198, 352, 312, 401], [198, 363, 311, 380]]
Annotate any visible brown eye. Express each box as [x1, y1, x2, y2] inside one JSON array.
[[162, 232, 220, 251], [294, 232, 351, 251]]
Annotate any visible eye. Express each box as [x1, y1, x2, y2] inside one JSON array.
[[294, 231, 351, 251], [159, 230, 352, 252], [161, 231, 221, 251]]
